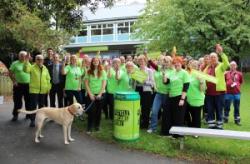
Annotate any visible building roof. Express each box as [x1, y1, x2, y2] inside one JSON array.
[[82, 3, 145, 23]]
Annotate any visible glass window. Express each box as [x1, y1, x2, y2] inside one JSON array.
[[79, 30, 87, 36], [108, 24, 113, 28], [125, 22, 129, 27], [91, 25, 97, 29], [103, 28, 113, 35], [98, 25, 102, 29], [91, 29, 101, 35], [118, 27, 129, 34], [118, 23, 124, 27]]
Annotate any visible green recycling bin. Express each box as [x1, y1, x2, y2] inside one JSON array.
[[114, 92, 141, 141]]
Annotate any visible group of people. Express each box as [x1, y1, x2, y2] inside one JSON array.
[[8, 44, 243, 137]]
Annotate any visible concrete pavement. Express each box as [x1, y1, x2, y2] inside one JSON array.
[[0, 102, 188, 164]]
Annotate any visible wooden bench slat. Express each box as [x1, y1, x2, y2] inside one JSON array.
[[169, 127, 250, 140]]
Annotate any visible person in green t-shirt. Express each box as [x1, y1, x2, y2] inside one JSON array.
[[164, 56, 190, 138], [186, 60, 206, 129], [104, 58, 122, 120], [9, 51, 31, 121], [85, 57, 107, 133], [117, 61, 136, 92], [80, 55, 91, 105], [62, 55, 83, 105], [147, 56, 174, 135]]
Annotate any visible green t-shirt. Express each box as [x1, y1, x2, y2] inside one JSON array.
[[81, 67, 88, 89], [9, 60, 30, 83], [107, 68, 119, 94], [154, 68, 174, 94], [117, 70, 134, 92], [169, 69, 190, 97], [64, 65, 84, 90], [85, 70, 107, 94], [187, 74, 206, 107]]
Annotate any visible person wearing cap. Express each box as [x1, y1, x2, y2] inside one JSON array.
[[85, 57, 107, 133], [164, 56, 190, 138], [204, 44, 230, 129], [9, 51, 30, 121], [224, 61, 243, 125], [62, 55, 83, 105], [23, 54, 51, 127]]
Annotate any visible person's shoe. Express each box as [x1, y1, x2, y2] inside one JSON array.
[[193, 135, 199, 139], [235, 121, 241, 126], [29, 121, 35, 127], [11, 116, 18, 122], [25, 115, 30, 120], [216, 127, 223, 130], [94, 127, 100, 132], [86, 130, 92, 135], [147, 129, 156, 134]]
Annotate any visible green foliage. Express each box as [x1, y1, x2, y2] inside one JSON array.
[[135, 0, 250, 57], [0, 0, 114, 60]]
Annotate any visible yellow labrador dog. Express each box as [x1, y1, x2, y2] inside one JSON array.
[[19, 103, 84, 144]]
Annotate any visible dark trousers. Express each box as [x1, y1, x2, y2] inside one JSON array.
[[136, 86, 152, 129], [169, 96, 186, 137], [65, 90, 82, 105], [206, 94, 224, 128], [29, 93, 46, 121], [161, 95, 171, 136], [86, 95, 104, 131], [103, 93, 114, 120], [12, 83, 30, 117], [49, 83, 64, 108], [81, 89, 86, 105], [186, 103, 202, 128]]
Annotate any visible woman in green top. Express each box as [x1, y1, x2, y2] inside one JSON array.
[[186, 60, 206, 128], [164, 56, 190, 138], [105, 58, 122, 120], [85, 57, 107, 133], [117, 61, 136, 91], [62, 55, 83, 105], [147, 56, 174, 135]]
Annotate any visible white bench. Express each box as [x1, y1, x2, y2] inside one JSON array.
[[169, 126, 250, 150]]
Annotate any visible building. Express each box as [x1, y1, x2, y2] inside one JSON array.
[[63, 3, 146, 58]]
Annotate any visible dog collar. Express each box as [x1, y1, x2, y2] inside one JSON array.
[[67, 108, 75, 116]]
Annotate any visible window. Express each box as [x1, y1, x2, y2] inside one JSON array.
[[118, 27, 129, 34], [79, 30, 87, 36], [103, 28, 113, 35], [91, 29, 101, 35]]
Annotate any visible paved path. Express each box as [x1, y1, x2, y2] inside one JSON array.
[[0, 102, 188, 164]]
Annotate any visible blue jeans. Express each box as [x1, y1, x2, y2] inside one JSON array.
[[149, 93, 167, 130], [206, 94, 224, 128], [224, 94, 241, 122]]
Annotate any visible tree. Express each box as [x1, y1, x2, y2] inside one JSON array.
[[135, 0, 250, 58], [20, 0, 114, 32], [0, 0, 115, 63]]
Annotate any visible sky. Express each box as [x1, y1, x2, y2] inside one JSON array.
[[116, 0, 146, 5]]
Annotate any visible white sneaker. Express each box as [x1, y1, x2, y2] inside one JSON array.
[[147, 129, 155, 133]]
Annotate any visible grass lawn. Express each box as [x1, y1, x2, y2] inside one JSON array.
[[74, 73, 250, 164]]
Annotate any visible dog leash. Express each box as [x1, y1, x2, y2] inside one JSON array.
[[78, 100, 95, 121]]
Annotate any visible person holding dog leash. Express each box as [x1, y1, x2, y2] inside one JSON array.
[[85, 57, 107, 134]]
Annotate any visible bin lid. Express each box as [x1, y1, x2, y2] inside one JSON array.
[[114, 92, 140, 100]]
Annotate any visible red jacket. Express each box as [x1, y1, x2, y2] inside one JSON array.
[[225, 70, 243, 94]]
